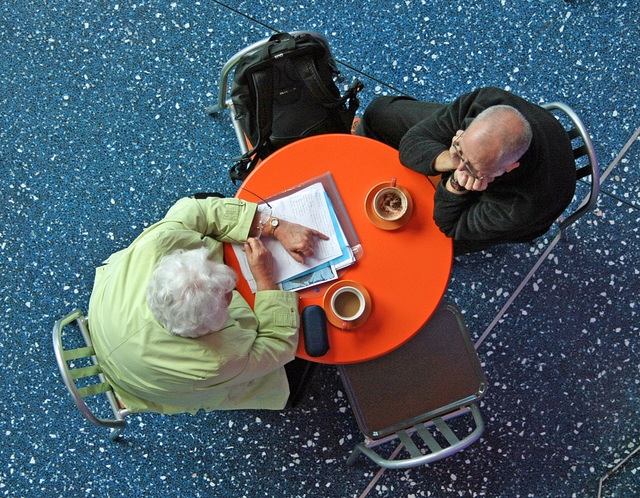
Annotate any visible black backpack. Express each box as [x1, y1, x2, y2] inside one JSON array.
[[228, 31, 364, 182]]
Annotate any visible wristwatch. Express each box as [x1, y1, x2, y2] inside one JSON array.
[[269, 217, 280, 236], [449, 175, 467, 192]]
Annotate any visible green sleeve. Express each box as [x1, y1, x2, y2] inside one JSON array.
[[161, 196, 259, 243], [241, 290, 300, 377]]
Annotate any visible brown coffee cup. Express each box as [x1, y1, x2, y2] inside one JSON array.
[[373, 186, 408, 221], [330, 286, 366, 330]]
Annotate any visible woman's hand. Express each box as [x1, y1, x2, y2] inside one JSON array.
[[273, 220, 329, 264], [243, 237, 277, 291]]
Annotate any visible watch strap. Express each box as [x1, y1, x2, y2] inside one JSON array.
[[449, 175, 467, 192], [269, 217, 280, 236]]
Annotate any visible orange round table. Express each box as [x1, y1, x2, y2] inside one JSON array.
[[224, 134, 453, 364]]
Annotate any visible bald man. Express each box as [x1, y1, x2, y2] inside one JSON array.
[[358, 87, 576, 255]]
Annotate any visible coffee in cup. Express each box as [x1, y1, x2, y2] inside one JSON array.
[[373, 186, 408, 221], [330, 286, 366, 330]]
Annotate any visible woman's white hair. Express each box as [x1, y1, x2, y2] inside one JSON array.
[[146, 247, 238, 338]]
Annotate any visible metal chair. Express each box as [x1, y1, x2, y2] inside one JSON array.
[[206, 31, 362, 163], [53, 309, 129, 441], [205, 31, 308, 158], [337, 302, 487, 470], [476, 101, 600, 347]]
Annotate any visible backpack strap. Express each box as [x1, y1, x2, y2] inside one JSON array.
[[342, 77, 365, 116], [230, 151, 262, 183], [230, 68, 275, 183], [248, 68, 274, 156], [292, 55, 364, 129], [265, 32, 296, 54], [292, 54, 343, 106]]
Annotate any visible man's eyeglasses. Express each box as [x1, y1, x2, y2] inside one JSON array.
[[451, 132, 484, 181]]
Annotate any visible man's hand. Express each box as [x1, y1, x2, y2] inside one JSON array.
[[273, 220, 329, 264], [453, 170, 493, 192], [243, 238, 278, 291]]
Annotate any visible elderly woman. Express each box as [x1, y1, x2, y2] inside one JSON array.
[[88, 196, 327, 414]]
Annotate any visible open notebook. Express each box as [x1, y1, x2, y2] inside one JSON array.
[[232, 173, 360, 293]]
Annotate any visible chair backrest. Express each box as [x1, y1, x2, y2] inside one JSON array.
[[542, 102, 600, 233], [52, 309, 128, 440], [337, 302, 487, 469]]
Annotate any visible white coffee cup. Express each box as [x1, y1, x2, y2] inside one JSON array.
[[330, 286, 366, 330], [373, 186, 408, 221]]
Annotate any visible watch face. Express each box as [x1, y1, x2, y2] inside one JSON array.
[[270, 218, 279, 227]]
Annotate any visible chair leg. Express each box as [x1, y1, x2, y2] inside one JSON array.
[[597, 443, 640, 498], [285, 358, 318, 408], [347, 444, 365, 466], [475, 232, 562, 349], [108, 427, 125, 442]]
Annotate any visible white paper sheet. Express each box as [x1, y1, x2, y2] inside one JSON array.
[[232, 182, 347, 292]]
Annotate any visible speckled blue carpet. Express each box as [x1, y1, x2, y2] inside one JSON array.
[[1, 1, 638, 497]]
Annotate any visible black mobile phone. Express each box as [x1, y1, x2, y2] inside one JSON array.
[[301, 305, 329, 357]]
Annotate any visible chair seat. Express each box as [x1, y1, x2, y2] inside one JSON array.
[[337, 302, 487, 469]]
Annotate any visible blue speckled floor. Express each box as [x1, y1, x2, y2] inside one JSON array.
[[1, 1, 638, 496]]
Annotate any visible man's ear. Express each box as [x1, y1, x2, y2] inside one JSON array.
[[505, 161, 520, 173]]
